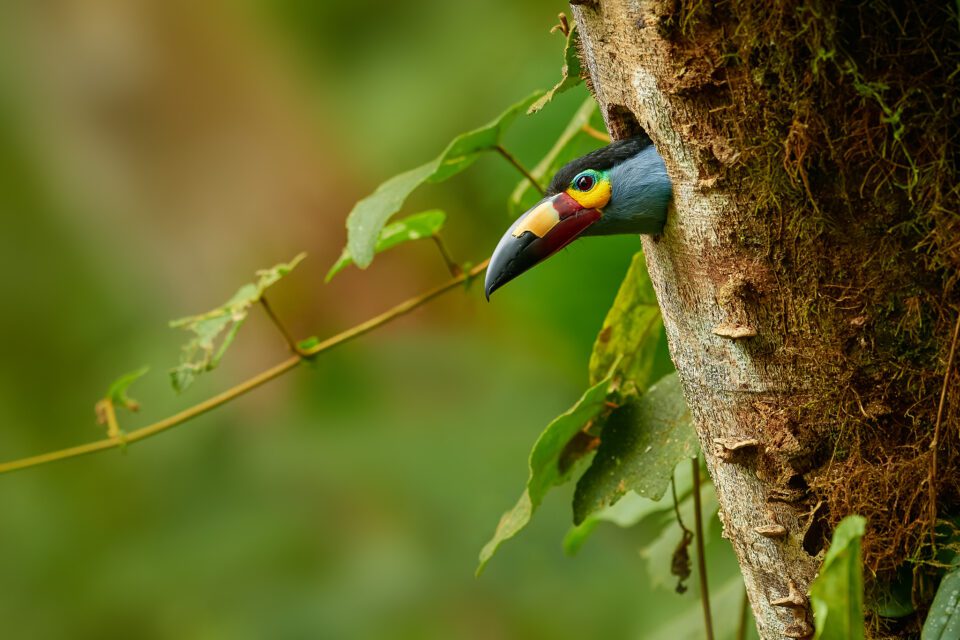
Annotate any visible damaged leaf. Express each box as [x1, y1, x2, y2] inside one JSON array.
[[528, 24, 583, 114], [169, 253, 306, 392]]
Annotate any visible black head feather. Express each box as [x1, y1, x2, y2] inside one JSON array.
[[546, 135, 653, 195]]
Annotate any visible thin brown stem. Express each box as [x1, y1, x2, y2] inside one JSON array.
[[581, 124, 611, 143], [260, 296, 307, 356], [692, 456, 715, 640], [0, 259, 490, 476], [928, 308, 960, 547], [495, 145, 544, 195], [431, 235, 462, 277]]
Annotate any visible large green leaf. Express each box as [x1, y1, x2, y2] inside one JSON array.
[[527, 25, 582, 114], [326, 209, 446, 281], [508, 97, 600, 216], [477, 374, 612, 574], [346, 92, 541, 268], [589, 251, 663, 389], [573, 373, 697, 524], [810, 515, 867, 640], [922, 561, 960, 640], [169, 253, 306, 392]]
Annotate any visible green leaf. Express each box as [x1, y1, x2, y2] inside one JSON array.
[[168, 253, 306, 393], [563, 459, 696, 555], [326, 209, 446, 281], [477, 374, 612, 574], [508, 97, 600, 217], [528, 25, 583, 114], [810, 515, 867, 640], [922, 562, 960, 640], [105, 366, 150, 412], [573, 373, 697, 524], [590, 251, 663, 389], [345, 92, 542, 269]]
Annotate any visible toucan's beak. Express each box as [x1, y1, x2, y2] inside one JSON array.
[[484, 192, 601, 299]]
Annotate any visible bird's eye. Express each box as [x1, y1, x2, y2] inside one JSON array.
[[575, 174, 595, 191]]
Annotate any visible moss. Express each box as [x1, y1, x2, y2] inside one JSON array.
[[666, 0, 960, 633]]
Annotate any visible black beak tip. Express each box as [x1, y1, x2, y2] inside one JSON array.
[[483, 276, 498, 301]]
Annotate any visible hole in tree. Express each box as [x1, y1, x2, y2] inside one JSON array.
[[802, 502, 830, 556], [605, 104, 644, 141]]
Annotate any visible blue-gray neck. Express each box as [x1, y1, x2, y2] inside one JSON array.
[[584, 145, 671, 236]]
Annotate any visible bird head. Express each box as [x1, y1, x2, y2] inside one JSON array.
[[484, 136, 671, 299]]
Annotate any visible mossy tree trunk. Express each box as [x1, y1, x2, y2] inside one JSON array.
[[572, 1, 959, 638]]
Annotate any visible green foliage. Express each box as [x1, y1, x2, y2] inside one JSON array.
[[169, 253, 306, 392], [589, 252, 663, 388], [640, 472, 718, 592], [105, 366, 150, 412], [508, 97, 600, 216], [922, 560, 960, 640], [527, 25, 582, 114], [563, 469, 693, 556], [810, 515, 867, 640], [326, 209, 446, 281], [477, 373, 613, 574], [345, 92, 541, 269], [573, 373, 697, 524]]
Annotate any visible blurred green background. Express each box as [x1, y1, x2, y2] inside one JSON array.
[[0, 1, 752, 638]]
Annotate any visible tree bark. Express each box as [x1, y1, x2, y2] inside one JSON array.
[[572, 2, 959, 638]]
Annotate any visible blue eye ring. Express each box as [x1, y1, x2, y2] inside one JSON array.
[[574, 172, 596, 191]]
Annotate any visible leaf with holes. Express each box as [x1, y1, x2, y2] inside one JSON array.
[[477, 373, 612, 574], [345, 92, 541, 269], [589, 251, 663, 390], [327, 210, 446, 281], [810, 515, 866, 640], [169, 253, 306, 393], [528, 24, 582, 114], [573, 373, 697, 524]]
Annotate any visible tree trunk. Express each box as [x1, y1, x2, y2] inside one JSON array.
[[572, 1, 959, 638]]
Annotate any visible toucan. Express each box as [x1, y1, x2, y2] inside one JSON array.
[[484, 136, 671, 299]]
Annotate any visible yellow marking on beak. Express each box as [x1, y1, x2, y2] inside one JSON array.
[[512, 199, 560, 238]]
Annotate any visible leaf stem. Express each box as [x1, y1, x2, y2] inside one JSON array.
[[260, 296, 308, 357], [495, 145, 544, 195], [928, 308, 960, 547], [581, 124, 611, 143], [692, 456, 715, 640], [431, 235, 462, 277], [0, 259, 490, 476]]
